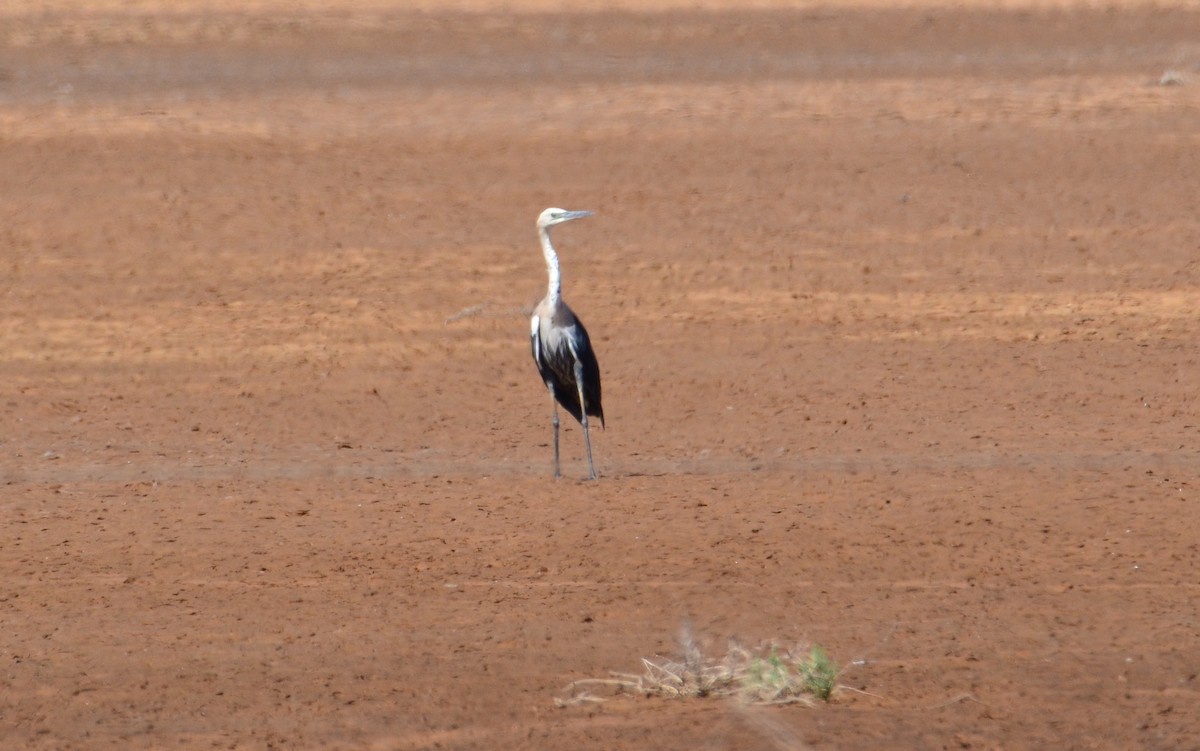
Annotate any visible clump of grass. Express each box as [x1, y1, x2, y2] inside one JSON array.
[[556, 624, 841, 707], [796, 645, 838, 701], [741, 646, 798, 703], [739, 644, 839, 704]]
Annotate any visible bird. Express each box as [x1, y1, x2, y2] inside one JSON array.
[[529, 207, 605, 480]]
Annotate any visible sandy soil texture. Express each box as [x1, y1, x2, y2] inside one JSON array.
[[3, 2, 1200, 749]]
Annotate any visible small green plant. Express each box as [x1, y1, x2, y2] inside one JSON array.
[[796, 645, 838, 702], [741, 646, 802, 704], [739, 644, 840, 704]]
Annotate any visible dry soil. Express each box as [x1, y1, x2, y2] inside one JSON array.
[[3, 2, 1200, 749]]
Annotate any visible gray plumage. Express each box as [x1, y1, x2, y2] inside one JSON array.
[[529, 207, 604, 480]]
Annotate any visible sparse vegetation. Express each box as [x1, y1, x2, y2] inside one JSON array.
[[796, 645, 838, 702], [556, 624, 841, 707]]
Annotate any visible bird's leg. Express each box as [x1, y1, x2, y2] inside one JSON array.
[[581, 414, 596, 481], [549, 391, 561, 479], [573, 361, 597, 481]]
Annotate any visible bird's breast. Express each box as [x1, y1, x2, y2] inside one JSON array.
[[541, 320, 577, 354]]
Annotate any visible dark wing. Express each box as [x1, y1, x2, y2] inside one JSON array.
[[532, 311, 604, 428], [569, 317, 604, 428]]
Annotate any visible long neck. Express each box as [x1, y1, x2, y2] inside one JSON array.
[[538, 226, 562, 305]]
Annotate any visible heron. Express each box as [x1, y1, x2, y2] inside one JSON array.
[[530, 207, 605, 480]]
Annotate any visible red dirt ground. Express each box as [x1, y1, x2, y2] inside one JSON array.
[[3, 2, 1200, 748]]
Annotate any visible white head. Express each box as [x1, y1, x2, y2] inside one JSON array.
[[537, 207, 594, 231]]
